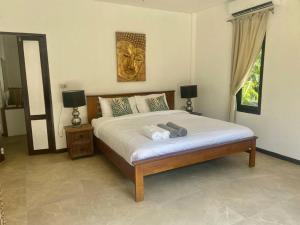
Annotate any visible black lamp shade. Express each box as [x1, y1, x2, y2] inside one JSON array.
[[62, 90, 86, 108], [180, 85, 198, 99]]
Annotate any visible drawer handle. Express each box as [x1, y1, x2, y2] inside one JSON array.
[[79, 134, 83, 139]]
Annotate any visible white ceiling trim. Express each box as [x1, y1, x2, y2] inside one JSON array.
[[96, 0, 228, 13]]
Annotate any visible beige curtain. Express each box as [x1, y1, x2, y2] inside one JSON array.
[[229, 11, 270, 122]]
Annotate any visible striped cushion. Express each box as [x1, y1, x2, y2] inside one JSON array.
[[111, 97, 133, 117], [147, 96, 169, 112]]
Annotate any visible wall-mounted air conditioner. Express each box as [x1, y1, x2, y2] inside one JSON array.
[[227, 0, 281, 15]]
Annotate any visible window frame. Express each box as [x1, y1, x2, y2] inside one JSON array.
[[236, 37, 266, 115]]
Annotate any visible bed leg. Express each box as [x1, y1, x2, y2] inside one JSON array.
[[134, 165, 144, 202], [249, 139, 256, 168]]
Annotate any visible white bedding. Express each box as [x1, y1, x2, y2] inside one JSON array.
[[92, 110, 254, 165]]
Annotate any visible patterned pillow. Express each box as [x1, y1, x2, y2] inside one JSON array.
[[111, 97, 133, 117], [146, 96, 169, 112]]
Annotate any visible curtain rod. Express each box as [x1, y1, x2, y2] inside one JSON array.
[[227, 6, 274, 22], [232, 1, 273, 17]]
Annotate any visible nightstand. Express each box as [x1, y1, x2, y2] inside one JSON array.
[[190, 112, 203, 116], [65, 124, 94, 159], [0, 144, 4, 163]]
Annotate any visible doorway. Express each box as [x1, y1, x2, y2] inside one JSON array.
[[0, 32, 55, 155]]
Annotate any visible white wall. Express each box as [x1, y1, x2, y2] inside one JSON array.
[[0, 0, 192, 149], [194, 5, 232, 121], [194, 0, 300, 160]]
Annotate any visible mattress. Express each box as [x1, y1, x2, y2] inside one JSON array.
[[92, 110, 254, 165]]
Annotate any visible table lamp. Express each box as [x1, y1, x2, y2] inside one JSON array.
[[180, 85, 198, 113], [62, 90, 86, 126]]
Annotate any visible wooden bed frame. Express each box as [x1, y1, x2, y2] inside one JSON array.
[[87, 90, 257, 202]]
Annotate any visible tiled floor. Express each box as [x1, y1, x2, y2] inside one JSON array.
[[0, 135, 299, 225]]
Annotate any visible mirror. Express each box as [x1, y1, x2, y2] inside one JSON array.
[[0, 35, 23, 108]]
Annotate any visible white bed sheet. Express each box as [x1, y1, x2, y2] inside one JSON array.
[[92, 110, 254, 165]]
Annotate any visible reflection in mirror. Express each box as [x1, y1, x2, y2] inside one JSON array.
[[0, 34, 26, 138], [0, 35, 23, 108]]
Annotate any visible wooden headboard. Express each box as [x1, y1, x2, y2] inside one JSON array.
[[86, 90, 175, 123]]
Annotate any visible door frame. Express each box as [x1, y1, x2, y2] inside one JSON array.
[[0, 31, 56, 155]]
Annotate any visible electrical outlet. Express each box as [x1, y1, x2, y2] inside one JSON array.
[[60, 84, 67, 89]]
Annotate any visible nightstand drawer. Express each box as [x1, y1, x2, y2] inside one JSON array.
[[71, 131, 91, 142], [70, 143, 93, 158]]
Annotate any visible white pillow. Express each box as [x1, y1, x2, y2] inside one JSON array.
[[98, 96, 138, 117], [135, 93, 169, 113]]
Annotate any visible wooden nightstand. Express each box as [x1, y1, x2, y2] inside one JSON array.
[[65, 124, 94, 159], [190, 112, 202, 116], [0, 145, 4, 163]]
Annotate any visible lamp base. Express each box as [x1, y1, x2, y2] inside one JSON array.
[[185, 98, 193, 113], [71, 107, 82, 127]]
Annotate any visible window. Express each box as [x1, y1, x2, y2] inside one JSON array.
[[236, 37, 266, 115]]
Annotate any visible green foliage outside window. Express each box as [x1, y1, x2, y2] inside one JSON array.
[[241, 51, 262, 107]]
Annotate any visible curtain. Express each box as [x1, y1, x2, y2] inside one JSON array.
[[0, 60, 4, 135], [229, 11, 270, 122], [0, 61, 3, 108]]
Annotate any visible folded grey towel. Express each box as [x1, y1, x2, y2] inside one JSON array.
[[166, 122, 187, 137], [157, 124, 178, 138]]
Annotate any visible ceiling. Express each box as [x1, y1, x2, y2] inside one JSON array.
[[96, 0, 228, 13]]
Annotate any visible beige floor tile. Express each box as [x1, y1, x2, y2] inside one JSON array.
[[0, 135, 299, 225]]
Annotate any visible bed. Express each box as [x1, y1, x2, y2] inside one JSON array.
[[87, 90, 257, 202]]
